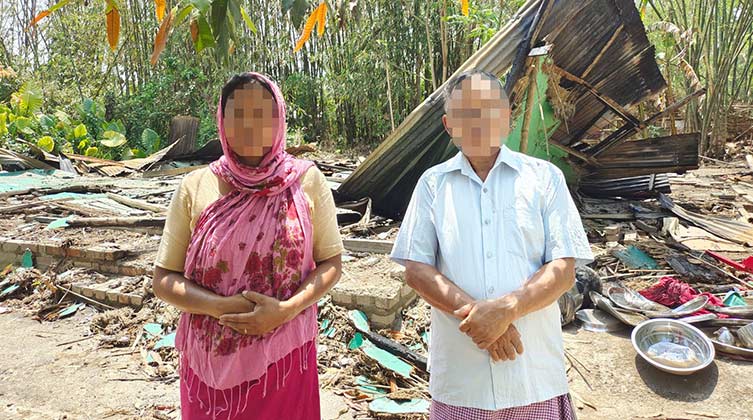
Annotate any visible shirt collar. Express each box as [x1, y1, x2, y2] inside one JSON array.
[[440, 144, 522, 176], [497, 144, 522, 173]]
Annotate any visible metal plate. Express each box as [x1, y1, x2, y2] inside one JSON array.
[[607, 286, 671, 315], [590, 291, 648, 327], [575, 309, 624, 332], [706, 304, 753, 319], [701, 328, 753, 359]]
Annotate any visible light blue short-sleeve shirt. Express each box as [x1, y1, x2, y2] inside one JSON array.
[[391, 145, 593, 410]]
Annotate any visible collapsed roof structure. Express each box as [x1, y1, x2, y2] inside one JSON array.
[[336, 0, 704, 219]]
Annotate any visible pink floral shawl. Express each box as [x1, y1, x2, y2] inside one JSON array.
[[174, 72, 317, 410]]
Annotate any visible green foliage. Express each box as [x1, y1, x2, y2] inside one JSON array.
[[0, 112, 7, 137], [446, 2, 502, 46], [0, 84, 154, 160], [101, 131, 127, 148], [36, 135, 55, 152], [111, 52, 217, 147], [0, 68, 20, 105], [13, 83, 43, 116], [1, 0, 550, 154], [282, 0, 311, 27]]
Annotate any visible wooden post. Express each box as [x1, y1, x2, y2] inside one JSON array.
[[519, 61, 538, 154], [167, 116, 199, 155]]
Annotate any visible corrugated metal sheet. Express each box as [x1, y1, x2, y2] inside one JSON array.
[[337, 0, 670, 219], [585, 134, 699, 179], [659, 193, 753, 246], [580, 174, 671, 198]]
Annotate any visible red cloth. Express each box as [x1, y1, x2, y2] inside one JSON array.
[[742, 256, 753, 273], [638, 276, 725, 316], [179, 341, 320, 420]]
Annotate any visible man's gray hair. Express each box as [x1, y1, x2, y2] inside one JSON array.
[[442, 69, 508, 113]]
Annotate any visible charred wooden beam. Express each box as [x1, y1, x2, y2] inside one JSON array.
[[589, 88, 706, 157], [581, 24, 623, 79], [548, 64, 640, 126]]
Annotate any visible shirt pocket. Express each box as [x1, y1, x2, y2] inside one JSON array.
[[502, 198, 544, 262]]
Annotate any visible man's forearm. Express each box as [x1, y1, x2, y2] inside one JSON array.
[[455, 258, 575, 351], [506, 258, 575, 320], [405, 261, 474, 319]]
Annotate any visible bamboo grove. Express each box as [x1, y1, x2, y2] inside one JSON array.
[[1, 0, 752, 155]]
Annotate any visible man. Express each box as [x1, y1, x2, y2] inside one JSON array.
[[390, 69, 593, 419]]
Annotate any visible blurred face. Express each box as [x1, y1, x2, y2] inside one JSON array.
[[442, 74, 511, 158], [223, 82, 279, 158]]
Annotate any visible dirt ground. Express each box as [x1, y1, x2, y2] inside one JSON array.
[[563, 325, 753, 420], [3, 305, 752, 420], [0, 312, 352, 420]]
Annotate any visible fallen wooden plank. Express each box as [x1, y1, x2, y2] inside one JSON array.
[[52, 201, 118, 218], [342, 238, 394, 254], [65, 216, 166, 228], [348, 310, 427, 372], [548, 64, 640, 125], [106, 193, 167, 214], [0, 202, 43, 213], [581, 213, 634, 220], [0, 147, 57, 170], [141, 164, 208, 178], [63, 153, 126, 166], [0, 184, 110, 200]]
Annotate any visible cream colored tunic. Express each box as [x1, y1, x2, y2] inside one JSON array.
[[155, 166, 344, 272]]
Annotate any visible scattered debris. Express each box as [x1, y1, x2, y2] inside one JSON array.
[[612, 245, 660, 269], [369, 397, 430, 415], [1, 3, 752, 414]]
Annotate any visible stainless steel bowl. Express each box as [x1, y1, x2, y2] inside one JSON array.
[[631, 319, 715, 375]]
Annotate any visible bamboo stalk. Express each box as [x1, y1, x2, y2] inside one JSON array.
[[519, 62, 538, 154]]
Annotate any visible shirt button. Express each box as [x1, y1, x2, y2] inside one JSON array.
[[486, 251, 492, 259], [484, 219, 490, 225], [488, 287, 495, 294], [483, 187, 488, 193]]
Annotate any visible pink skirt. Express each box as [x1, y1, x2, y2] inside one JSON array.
[[180, 342, 320, 420]]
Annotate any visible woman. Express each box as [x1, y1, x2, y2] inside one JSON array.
[[153, 72, 344, 420]]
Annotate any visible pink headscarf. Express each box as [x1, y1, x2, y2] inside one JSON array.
[[174, 72, 317, 417]]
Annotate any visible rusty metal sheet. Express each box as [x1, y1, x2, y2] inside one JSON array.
[[659, 193, 753, 246], [585, 134, 700, 179]]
